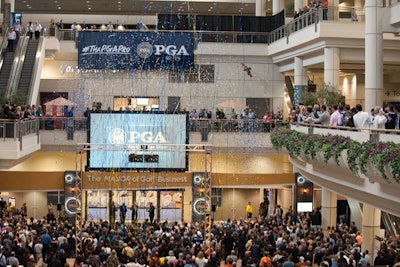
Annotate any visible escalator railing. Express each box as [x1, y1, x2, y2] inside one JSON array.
[[0, 27, 10, 70], [26, 35, 45, 105], [381, 211, 400, 238], [5, 36, 29, 100]]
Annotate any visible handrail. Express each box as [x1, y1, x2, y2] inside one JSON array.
[[6, 36, 30, 100], [27, 35, 45, 105], [0, 119, 39, 145], [0, 27, 10, 70]]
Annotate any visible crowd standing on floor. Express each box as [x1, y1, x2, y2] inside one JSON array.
[[1, 201, 400, 267], [288, 103, 400, 130]]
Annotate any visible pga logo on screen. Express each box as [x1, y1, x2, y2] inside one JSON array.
[[137, 42, 189, 59], [108, 128, 167, 144]]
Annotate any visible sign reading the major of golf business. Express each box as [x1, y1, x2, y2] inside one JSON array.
[[78, 31, 195, 70]]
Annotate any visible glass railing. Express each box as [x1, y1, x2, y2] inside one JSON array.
[[34, 117, 284, 133], [0, 119, 39, 143], [268, 6, 365, 44], [50, 6, 365, 45]]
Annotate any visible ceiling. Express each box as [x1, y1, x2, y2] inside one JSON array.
[[14, 0, 270, 16]]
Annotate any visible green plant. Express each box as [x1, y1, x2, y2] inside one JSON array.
[[300, 82, 345, 106], [271, 127, 400, 184]]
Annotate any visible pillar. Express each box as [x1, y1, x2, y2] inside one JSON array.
[[365, 0, 383, 111], [294, 56, 307, 105], [327, 0, 339, 20], [324, 47, 340, 89], [256, 0, 266, 16], [361, 205, 382, 260], [294, 0, 305, 13], [321, 188, 337, 231], [277, 187, 293, 214], [272, 0, 284, 15]]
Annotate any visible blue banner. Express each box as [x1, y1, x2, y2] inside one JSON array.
[[78, 31, 195, 70]]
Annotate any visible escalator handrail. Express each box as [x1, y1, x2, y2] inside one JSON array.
[[0, 27, 10, 71], [26, 34, 45, 105], [6, 36, 30, 100]]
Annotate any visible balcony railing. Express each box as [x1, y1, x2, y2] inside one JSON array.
[[0, 119, 40, 150], [45, 6, 365, 45]]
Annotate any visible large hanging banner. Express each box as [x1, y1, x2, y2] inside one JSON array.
[[78, 31, 195, 70]]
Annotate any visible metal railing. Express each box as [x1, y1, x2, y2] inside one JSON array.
[[268, 6, 365, 44], [49, 6, 365, 45], [0, 119, 39, 147], [34, 117, 286, 133]]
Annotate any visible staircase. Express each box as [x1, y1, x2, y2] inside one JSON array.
[[16, 39, 39, 103], [0, 50, 15, 98]]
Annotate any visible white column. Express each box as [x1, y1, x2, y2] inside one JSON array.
[[273, 0, 284, 15], [321, 188, 337, 231], [5, 0, 15, 12], [294, 56, 307, 104], [365, 0, 383, 111], [327, 0, 340, 20], [256, 0, 266, 16], [294, 0, 305, 13], [324, 47, 340, 88], [362, 205, 382, 260]]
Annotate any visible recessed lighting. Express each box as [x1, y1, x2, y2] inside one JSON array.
[[58, 6, 61, 9], [88, 7, 91, 10]]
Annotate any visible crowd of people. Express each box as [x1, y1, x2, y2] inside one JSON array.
[[1, 102, 43, 120], [1, 201, 400, 267], [188, 108, 284, 132], [288, 103, 400, 130]]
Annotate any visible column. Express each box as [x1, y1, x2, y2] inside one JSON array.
[[294, 0, 305, 13], [255, 0, 266, 16], [362, 205, 382, 260], [327, 0, 339, 20], [273, 0, 284, 15], [365, 0, 383, 111], [324, 47, 340, 89], [294, 56, 307, 105], [321, 188, 337, 231], [278, 187, 293, 213]]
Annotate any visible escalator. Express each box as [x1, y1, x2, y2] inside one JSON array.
[[381, 211, 400, 238], [16, 38, 40, 102], [1, 35, 44, 105], [0, 36, 15, 99], [284, 76, 295, 106]]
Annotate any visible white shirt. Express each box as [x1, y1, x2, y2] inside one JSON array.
[[353, 111, 370, 129]]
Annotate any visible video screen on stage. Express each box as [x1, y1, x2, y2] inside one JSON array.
[[88, 112, 188, 171]]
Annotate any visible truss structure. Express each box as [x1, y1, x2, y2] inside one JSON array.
[[74, 143, 212, 256]]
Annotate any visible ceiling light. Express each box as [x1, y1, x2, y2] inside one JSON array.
[[58, 6, 61, 9]]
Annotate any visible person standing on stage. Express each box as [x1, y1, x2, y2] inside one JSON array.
[[120, 203, 127, 224], [246, 201, 253, 219], [148, 202, 155, 223]]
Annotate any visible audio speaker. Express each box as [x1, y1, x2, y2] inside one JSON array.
[[57, 203, 62, 211], [211, 205, 216, 212]]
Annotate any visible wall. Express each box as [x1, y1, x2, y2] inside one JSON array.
[[7, 191, 48, 219]]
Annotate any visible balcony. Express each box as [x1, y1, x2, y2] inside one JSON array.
[[0, 119, 41, 167], [272, 124, 400, 216]]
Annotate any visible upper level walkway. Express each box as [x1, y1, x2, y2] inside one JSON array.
[[285, 122, 400, 217]]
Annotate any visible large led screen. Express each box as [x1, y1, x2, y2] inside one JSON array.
[[88, 112, 188, 171]]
